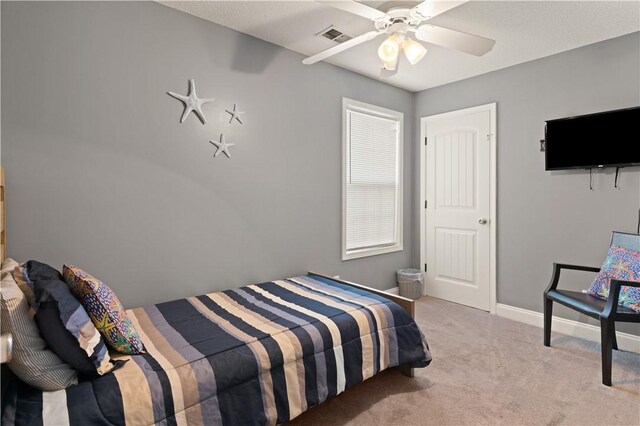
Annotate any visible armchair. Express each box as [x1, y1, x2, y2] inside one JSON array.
[[543, 232, 640, 386]]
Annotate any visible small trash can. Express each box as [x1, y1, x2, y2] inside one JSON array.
[[396, 269, 424, 300]]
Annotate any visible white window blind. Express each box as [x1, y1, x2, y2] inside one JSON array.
[[343, 99, 403, 260]]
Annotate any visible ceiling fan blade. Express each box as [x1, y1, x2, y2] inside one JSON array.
[[415, 25, 495, 56], [303, 30, 384, 65], [413, 0, 468, 20], [317, 0, 389, 21]]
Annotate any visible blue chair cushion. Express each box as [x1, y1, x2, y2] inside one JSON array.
[[611, 231, 640, 251]]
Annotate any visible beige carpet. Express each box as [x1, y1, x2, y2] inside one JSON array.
[[291, 297, 640, 425]]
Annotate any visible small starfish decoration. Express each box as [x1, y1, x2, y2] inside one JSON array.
[[225, 104, 244, 124], [167, 79, 215, 124], [210, 134, 235, 158]]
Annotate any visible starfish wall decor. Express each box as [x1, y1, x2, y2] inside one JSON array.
[[168, 79, 215, 124], [225, 104, 244, 124], [167, 79, 249, 160], [210, 134, 235, 158]]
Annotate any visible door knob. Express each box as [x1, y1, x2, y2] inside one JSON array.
[[478, 218, 489, 225]]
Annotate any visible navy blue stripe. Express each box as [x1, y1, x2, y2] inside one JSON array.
[[307, 276, 390, 301], [140, 353, 176, 426], [218, 377, 266, 426], [240, 286, 337, 352], [69, 379, 119, 426], [240, 285, 339, 398], [302, 354, 319, 408], [194, 295, 291, 422], [11, 379, 43, 426], [308, 276, 413, 329], [256, 281, 365, 389], [225, 288, 325, 421], [223, 290, 317, 359], [292, 278, 384, 376], [155, 298, 252, 361], [310, 278, 429, 368], [155, 297, 267, 425]]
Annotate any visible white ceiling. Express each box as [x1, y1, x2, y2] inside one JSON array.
[[161, 1, 640, 92]]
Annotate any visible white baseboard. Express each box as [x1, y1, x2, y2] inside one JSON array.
[[495, 303, 640, 354], [384, 286, 399, 295]]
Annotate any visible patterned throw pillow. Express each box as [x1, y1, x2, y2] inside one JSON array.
[[587, 245, 640, 312], [16, 261, 115, 377], [0, 259, 78, 390], [63, 265, 145, 355]]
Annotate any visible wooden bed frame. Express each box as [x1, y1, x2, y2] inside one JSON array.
[[308, 271, 416, 378]]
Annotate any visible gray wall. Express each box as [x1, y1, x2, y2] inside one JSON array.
[[414, 32, 640, 334], [1, 1, 415, 308], [3, 1, 639, 336]]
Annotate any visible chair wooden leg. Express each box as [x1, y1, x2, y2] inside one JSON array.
[[600, 319, 614, 386], [543, 296, 553, 347], [611, 323, 618, 351]]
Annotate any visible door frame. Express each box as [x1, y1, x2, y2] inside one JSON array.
[[419, 103, 497, 314]]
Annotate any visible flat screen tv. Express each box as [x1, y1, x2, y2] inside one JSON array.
[[544, 106, 640, 171]]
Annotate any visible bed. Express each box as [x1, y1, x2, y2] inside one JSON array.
[[0, 172, 431, 425]]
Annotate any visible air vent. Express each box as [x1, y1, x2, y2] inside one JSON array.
[[317, 26, 353, 43]]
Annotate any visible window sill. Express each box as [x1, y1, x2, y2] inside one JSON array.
[[342, 244, 403, 261]]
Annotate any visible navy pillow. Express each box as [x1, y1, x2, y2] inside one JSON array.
[[22, 261, 116, 378]]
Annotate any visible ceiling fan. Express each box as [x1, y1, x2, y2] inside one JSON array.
[[302, 1, 496, 77]]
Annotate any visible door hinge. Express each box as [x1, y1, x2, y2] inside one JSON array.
[[424, 200, 427, 209], [424, 263, 428, 273], [424, 137, 427, 146]]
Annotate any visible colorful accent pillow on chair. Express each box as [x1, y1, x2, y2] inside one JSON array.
[[63, 265, 145, 355], [18, 261, 115, 377], [587, 245, 640, 312]]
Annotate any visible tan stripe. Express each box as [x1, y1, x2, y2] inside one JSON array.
[[291, 277, 391, 372], [74, 322, 114, 376], [295, 357, 308, 417], [187, 297, 278, 425], [293, 276, 390, 331], [128, 311, 189, 426], [292, 277, 392, 370], [111, 354, 154, 425], [247, 285, 347, 393], [132, 308, 204, 426], [42, 390, 69, 426], [211, 292, 307, 417], [273, 280, 376, 380], [76, 321, 102, 354], [247, 285, 343, 347]]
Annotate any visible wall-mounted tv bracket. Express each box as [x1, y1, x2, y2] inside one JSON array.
[[539, 139, 546, 152], [588, 166, 622, 190]]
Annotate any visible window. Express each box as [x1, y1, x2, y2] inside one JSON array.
[[342, 98, 403, 260]]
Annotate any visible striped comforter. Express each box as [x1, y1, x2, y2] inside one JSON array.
[[2, 275, 431, 426]]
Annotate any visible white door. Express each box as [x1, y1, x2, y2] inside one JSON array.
[[424, 105, 494, 311]]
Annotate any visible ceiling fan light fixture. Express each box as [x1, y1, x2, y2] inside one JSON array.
[[377, 33, 402, 63], [381, 55, 398, 71], [402, 38, 427, 65]]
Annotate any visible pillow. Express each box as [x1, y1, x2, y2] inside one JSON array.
[[587, 245, 640, 312], [0, 259, 78, 390], [63, 265, 145, 355], [18, 261, 116, 377]]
